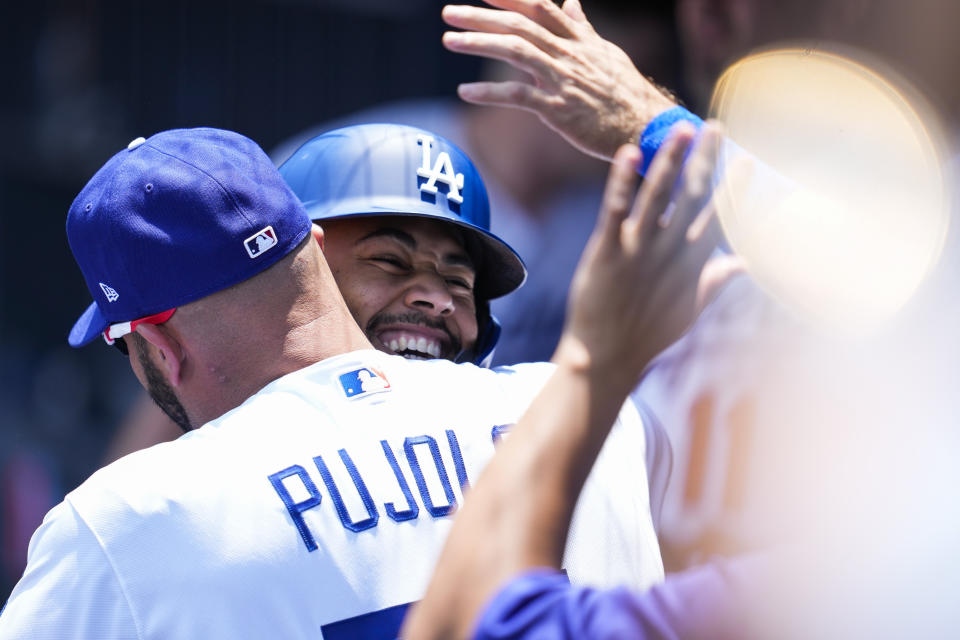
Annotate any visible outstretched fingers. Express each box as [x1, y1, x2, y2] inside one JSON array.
[[472, 0, 579, 37], [628, 123, 697, 243], [688, 149, 755, 252], [456, 80, 554, 113], [695, 253, 746, 311], [594, 144, 643, 245], [677, 198, 722, 285], [662, 121, 723, 248], [442, 5, 564, 57], [442, 30, 563, 84], [560, 0, 588, 23]]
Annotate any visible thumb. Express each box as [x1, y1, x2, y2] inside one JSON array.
[[696, 253, 746, 312], [561, 0, 588, 23]]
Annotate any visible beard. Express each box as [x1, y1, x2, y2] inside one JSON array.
[[365, 310, 464, 361], [134, 337, 193, 433]]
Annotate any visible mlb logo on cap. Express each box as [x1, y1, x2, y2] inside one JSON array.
[[339, 367, 391, 399], [245, 226, 278, 259]]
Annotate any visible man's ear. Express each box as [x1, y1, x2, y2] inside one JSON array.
[[134, 324, 186, 388], [311, 223, 325, 252]]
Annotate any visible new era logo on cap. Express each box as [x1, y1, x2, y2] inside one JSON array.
[[338, 367, 391, 399], [245, 226, 278, 258], [99, 282, 119, 302]]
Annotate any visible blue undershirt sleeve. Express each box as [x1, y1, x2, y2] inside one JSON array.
[[474, 559, 760, 640]]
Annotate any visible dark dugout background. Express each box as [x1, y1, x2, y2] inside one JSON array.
[[7, 0, 957, 611]]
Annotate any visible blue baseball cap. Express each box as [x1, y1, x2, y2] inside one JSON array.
[[66, 127, 312, 347]]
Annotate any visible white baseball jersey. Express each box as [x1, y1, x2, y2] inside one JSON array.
[[635, 275, 795, 567], [1, 350, 662, 639]]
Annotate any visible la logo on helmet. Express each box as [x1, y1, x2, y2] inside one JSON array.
[[416, 135, 465, 205]]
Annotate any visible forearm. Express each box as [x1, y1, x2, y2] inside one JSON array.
[[404, 131, 722, 639], [500, 336, 639, 567], [402, 343, 633, 639]]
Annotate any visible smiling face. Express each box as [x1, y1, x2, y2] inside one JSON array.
[[320, 216, 479, 361]]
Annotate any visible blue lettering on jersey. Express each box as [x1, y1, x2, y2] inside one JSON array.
[[321, 601, 411, 639], [314, 451, 379, 533], [445, 429, 470, 491], [381, 440, 420, 522], [491, 423, 513, 445], [269, 428, 481, 545], [322, 572, 570, 638], [268, 465, 323, 552], [404, 435, 458, 518]]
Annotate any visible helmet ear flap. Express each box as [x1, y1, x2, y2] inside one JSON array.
[[464, 299, 501, 367]]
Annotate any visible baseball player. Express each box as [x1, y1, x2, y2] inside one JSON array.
[[279, 121, 673, 530], [0, 127, 664, 639], [279, 122, 524, 368], [103, 121, 671, 530]]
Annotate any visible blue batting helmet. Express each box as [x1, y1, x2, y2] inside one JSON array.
[[278, 123, 526, 366]]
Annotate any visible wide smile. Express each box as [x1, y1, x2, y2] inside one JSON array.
[[375, 327, 451, 360]]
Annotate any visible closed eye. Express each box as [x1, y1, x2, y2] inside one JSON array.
[[446, 277, 473, 292], [370, 255, 409, 270]]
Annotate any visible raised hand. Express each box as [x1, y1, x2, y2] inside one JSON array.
[[442, 0, 677, 161], [557, 120, 726, 391], [401, 120, 729, 640]]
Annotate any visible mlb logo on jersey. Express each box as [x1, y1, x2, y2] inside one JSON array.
[[338, 367, 391, 399], [244, 226, 278, 258]]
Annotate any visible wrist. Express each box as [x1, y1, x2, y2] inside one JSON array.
[[552, 335, 643, 399], [613, 83, 677, 163], [638, 105, 705, 175], [638, 84, 679, 132]]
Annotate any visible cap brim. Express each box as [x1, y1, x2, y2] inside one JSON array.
[[466, 225, 526, 300], [68, 301, 109, 347]]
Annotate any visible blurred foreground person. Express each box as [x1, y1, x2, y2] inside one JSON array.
[[403, 125, 749, 639]]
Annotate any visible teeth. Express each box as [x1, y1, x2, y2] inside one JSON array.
[[382, 333, 444, 358]]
